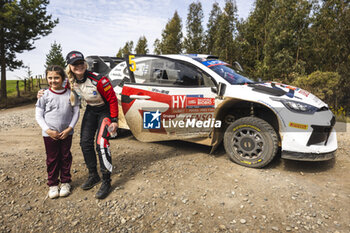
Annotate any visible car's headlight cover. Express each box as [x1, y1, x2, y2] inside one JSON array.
[[271, 98, 318, 114]]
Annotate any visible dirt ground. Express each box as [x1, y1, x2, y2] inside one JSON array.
[[0, 104, 349, 233]]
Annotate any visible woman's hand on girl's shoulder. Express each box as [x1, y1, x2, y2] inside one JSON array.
[[37, 89, 45, 99]]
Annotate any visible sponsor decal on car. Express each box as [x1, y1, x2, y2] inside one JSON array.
[[143, 110, 221, 129], [163, 118, 221, 128], [171, 95, 215, 109], [201, 60, 229, 67], [298, 89, 310, 97], [143, 110, 161, 129], [152, 88, 169, 94], [289, 122, 308, 130]]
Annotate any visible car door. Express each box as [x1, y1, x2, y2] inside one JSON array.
[[120, 55, 217, 142]]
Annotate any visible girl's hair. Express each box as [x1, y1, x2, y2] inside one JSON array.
[[66, 62, 88, 106], [45, 65, 66, 81]]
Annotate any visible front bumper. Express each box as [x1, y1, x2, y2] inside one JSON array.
[[281, 150, 336, 161]]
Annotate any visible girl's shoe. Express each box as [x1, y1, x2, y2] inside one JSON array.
[[59, 183, 71, 197], [48, 186, 59, 199]]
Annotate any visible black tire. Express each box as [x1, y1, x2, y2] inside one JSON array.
[[224, 117, 279, 168]]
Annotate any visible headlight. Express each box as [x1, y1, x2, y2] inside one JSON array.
[[271, 98, 318, 114]]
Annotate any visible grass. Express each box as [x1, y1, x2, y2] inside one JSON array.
[[0, 79, 47, 108]]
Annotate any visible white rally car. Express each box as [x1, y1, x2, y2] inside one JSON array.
[[97, 54, 337, 168]]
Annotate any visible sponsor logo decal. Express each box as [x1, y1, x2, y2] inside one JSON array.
[[289, 122, 308, 130], [233, 124, 261, 132], [104, 85, 111, 91], [298, 89, 310, 97], [201, 60, 229, 67], [143, 110, 221, 129], [143, 110, 161, 129], [172, 95, 215, 109], [152, 88, 169, 94], [70, 53, 83, 59]]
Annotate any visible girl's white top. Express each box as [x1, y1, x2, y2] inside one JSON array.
[[35, 89, 80, 137]]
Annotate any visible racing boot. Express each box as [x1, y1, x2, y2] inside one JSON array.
[[81, 168, 101, 190], [95, 173, 111, 199]]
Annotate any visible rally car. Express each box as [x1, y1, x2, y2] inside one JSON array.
[[88, 54, 337, 168]]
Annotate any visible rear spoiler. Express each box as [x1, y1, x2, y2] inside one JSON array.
[[85, 56, 124, 76]]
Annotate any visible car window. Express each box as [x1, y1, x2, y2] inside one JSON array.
[[132, 57, 215, 87]]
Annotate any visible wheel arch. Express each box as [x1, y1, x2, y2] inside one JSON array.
[[210, 98, 282, 153]]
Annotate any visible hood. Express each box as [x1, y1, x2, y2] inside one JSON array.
[[247, 82, 326, 108], [222, 82, 326, 109]]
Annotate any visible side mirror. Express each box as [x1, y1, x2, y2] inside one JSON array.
[[212, 82, 226, 97], [218, 82, 227, 97], [233, 61, 243, 72]]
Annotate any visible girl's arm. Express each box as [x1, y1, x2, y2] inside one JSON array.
[[36, 107, 60, 140], [59, 105, 80, 140], [35, 107, 50, 133]]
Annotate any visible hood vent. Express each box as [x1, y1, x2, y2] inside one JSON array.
[[248, 84, 286, 96]]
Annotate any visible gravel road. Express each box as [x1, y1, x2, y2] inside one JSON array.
[[0, 104, 349, 232]]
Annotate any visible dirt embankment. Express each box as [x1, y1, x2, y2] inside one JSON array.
[[0, 104, 349, 232]]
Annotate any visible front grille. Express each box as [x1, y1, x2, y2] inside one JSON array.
[[307, 126, 332, 146], [307, 116, 335, 146]]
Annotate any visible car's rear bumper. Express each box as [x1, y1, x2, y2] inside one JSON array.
[[281, 150, 336, 161]]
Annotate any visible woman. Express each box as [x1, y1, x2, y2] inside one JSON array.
[[39, 51, 118, 199]]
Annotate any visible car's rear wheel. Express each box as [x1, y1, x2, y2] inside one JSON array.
[[224, 117, 278, 168]]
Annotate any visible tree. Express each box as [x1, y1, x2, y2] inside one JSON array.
[[206, 2, 222, 55], [135, 36, 149, 54], [235, 0, 274, 79], [236, 0, 313, 82], [45, 41, 65, 68], [116, 48, 123, 57], [263, 0, 312, 82], [153, 38, 162, 55], [184, 1, 205, 54], [309, 0, 350, 110], [0, 0, 58, 101], [159, 11, 183, 54], [214, 0, 238, 63], [121, 41, 134, 57]]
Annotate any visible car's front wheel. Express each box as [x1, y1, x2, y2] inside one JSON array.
[[224, 117, 278, 168]]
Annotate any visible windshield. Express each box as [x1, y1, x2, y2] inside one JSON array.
[[209, 64, 254, 84], [198, 59, 253, 84]]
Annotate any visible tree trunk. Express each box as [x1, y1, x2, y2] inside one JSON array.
[[0, 39, 7, 102], [16, 81, 20, 97], [24, 79, 27, 92]]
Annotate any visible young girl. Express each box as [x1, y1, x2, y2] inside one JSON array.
[[35, 65, 80, 199]]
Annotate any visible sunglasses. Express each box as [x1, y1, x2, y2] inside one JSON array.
[[71, 61, 85, 66]]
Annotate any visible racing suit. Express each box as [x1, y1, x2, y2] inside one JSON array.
[[73, 71, 118, 178]]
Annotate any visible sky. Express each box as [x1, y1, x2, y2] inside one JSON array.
[[7, 0, 255, 80]]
